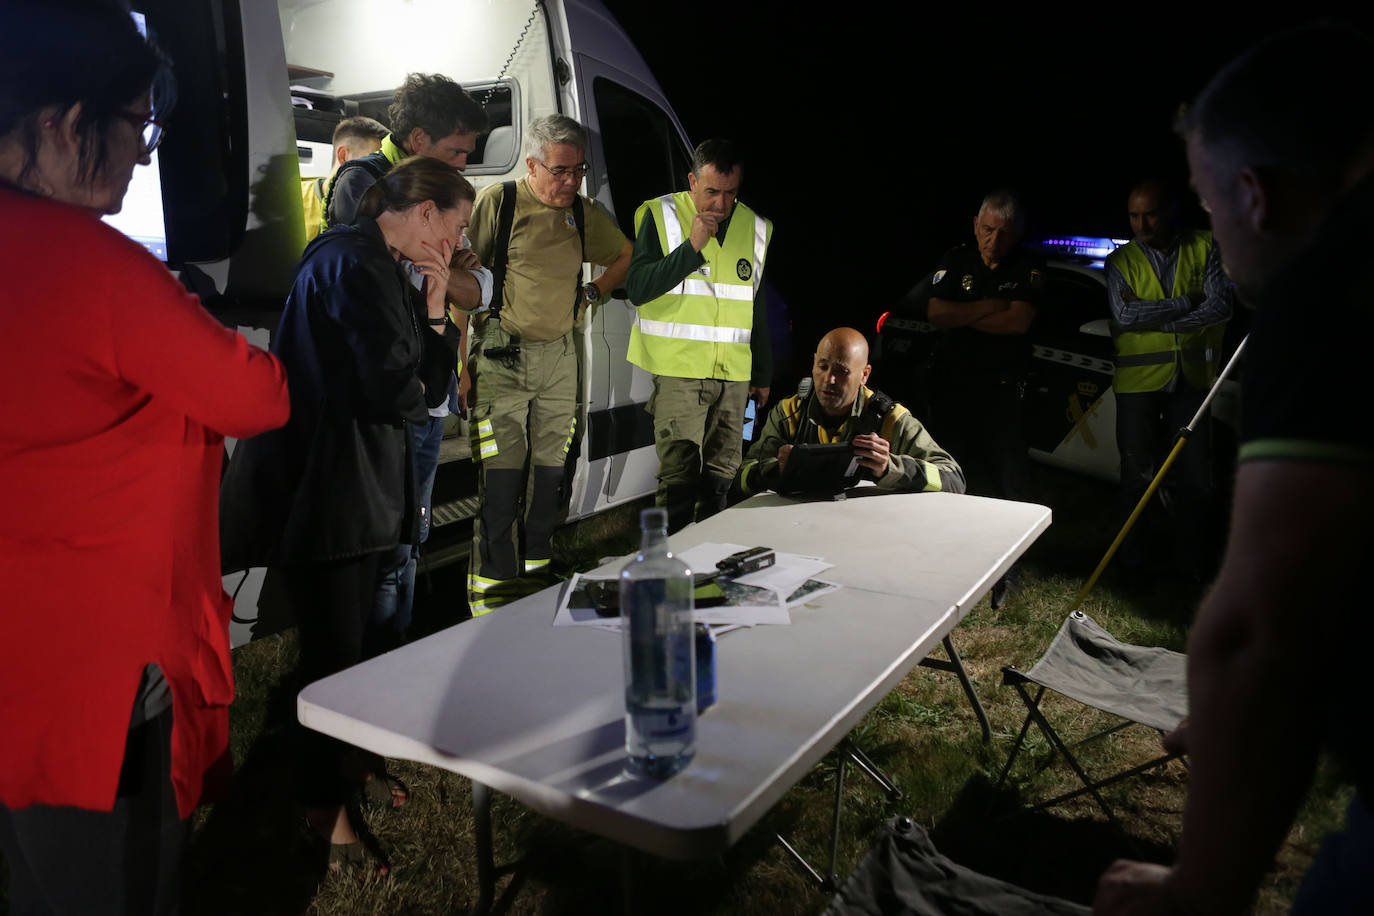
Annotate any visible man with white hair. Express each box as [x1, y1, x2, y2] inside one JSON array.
[[464, 114, 632, 614], [923, 189, 1045, 606]]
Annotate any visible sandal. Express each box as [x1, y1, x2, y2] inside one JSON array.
[[360, 772, 408, 811]]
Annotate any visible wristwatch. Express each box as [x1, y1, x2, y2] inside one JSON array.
[[582, 281, 602, 306]]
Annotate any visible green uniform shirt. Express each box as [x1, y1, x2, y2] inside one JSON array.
[[467, 177, 627, 342]]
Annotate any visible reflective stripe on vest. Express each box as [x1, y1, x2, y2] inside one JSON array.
[[1108, 230, 1224, 394], [627, 192, 771, 381]]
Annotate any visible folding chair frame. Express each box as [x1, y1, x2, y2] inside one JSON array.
[[996, 667, 1185, 832]]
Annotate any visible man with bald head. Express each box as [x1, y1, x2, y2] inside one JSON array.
[[738, 328, 964, 496], [1105, 178, 1231, 584]]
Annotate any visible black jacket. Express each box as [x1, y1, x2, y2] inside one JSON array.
[[220, 218, 458, 569]]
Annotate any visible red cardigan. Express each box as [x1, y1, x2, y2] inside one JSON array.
[[0, 189, 289, 817]]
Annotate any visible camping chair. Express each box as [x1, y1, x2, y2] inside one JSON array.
[[825, 816, 1090, 915], [996, 611, 1188, 831]]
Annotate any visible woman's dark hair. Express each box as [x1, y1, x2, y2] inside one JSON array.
[[0, 0, 174, 188], [356, 156, 477, 220]]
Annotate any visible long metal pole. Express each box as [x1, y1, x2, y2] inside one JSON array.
[[1067, 336, 1248, 612]]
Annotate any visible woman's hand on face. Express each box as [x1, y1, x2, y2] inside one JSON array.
[[417, 238, 453, 317]]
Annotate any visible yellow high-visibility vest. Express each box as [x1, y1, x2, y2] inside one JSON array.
[[1108, 230, 1225, 393], [627, 191, 771, 381]]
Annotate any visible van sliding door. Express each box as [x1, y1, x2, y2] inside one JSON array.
[[573, 59, 693, 514]]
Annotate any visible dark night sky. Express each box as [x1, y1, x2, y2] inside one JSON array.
[[601, 2, 1369, 343]]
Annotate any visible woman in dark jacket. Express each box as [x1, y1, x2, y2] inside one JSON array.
[[220, 156, 474, 874]]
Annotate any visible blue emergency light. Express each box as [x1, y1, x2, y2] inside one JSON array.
[[1036, 236, 1129, 261]]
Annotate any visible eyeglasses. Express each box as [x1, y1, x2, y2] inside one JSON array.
[[534, 158, 590, 181], [117, 111, 168, 153]]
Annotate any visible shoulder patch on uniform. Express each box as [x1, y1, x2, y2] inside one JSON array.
[[880, 404, 910, 439], [736, 258, 752, 281], [932, 269, 947, 284], [564, 212, 577, 229]]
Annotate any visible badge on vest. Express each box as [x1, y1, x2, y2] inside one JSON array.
[[737, 258, 752, 281], [697, 264, 711, 277], [564, 212, 576, 229], [961, 274, 974, 292]]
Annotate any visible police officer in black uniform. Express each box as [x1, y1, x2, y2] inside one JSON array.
[[923, 189, 1045, 606]]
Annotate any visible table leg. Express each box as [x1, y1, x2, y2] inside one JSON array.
[[920, 635, 992, 743], [826, 753, 847, 889], [471, 780, 495, 916], [844, 740, 902, 801]]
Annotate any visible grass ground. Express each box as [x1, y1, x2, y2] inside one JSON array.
[[177, 468, 1345, 913]]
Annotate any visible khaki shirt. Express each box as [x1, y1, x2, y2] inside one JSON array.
[[468, 176, 627, 341]]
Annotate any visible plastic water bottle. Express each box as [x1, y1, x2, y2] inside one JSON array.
[[621, 507, 696, 778]]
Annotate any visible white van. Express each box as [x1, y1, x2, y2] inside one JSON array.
[[111, 0, 694, 643]]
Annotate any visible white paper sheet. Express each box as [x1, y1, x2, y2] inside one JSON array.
[[553, 560, 792, 630]]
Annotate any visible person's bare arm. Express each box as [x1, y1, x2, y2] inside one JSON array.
[[926, 296, 1009, 328], [444, 248, 483, 311], [594, 239, 634, 298], [971, 300, 1036, 335], [1095, 460, 1371, 915]]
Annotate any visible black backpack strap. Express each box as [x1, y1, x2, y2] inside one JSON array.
[[571, 195, 588, 318], [488, 180, 518, 321], [320, 150, 390, 229]]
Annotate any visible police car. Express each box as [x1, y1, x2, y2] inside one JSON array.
[[874, 236, 1242, 483]]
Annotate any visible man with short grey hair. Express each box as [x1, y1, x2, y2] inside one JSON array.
[[463, 113, 632, 614], [921, 189, 1045, 607]]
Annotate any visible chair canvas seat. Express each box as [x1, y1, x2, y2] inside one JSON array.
[[1021, 611, 1187, 733], [997, 611, 1189, 831]]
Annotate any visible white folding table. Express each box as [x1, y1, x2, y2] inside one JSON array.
[[298, 490, 1050, 903]]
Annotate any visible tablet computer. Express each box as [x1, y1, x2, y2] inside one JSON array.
[[776, 442, 860, 495]]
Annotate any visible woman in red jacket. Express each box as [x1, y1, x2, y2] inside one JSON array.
[[0, 2, 290, 912]]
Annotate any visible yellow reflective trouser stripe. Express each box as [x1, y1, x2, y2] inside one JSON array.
[[524, 558, 550, 573], [472, 418, 498, 461], [562, 417, 576, 457], [468, 573, 508, 616], [923, 463, 942, 492]]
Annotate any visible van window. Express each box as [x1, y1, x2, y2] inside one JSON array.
[[292, 81, 516, 175], [592, 77, 692, 237]]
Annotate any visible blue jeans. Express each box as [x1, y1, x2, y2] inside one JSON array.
[[370, 415, 444, 644]]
